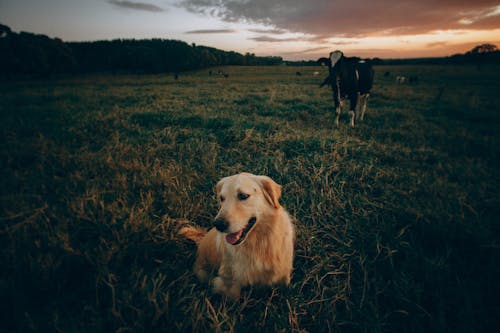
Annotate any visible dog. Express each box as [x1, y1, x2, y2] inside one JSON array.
[[179, 173, 295, 299]]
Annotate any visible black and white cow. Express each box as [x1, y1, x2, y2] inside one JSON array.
[[318, 50, 374, 127]]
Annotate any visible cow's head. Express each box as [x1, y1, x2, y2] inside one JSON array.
[[329, 50, 343, 68], [317, 50, 344, 70]]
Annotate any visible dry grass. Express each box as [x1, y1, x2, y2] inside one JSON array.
[[1, 65, 499, 332]]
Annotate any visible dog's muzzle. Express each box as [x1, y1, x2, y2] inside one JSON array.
[[214, 218, 229, 232], [225, 217, 257, 245]]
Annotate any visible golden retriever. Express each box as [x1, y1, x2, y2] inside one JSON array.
[[179, 172, 295, 299]]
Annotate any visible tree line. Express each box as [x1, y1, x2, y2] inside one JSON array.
[[369, 43, 500, 66], [0, 23, 282, 78], [1, 23, 498, 78]]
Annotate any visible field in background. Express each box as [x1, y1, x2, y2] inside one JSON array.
[[1, 65, 499, 332]]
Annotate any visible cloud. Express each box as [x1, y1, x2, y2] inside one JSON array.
[[184, 29, 237, 34], [426, 41, 449, 48], [249, 35, 317, 42], [249, 36, 297, 42], [178, 0, 500, 37], [108, 0, 165, 12], [457, 5, 500, 27], [248, 28, 287, 34], [293, 46, 331, 54], [301, 46, 330, 52]]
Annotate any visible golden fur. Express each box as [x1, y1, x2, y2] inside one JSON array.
[[179, 173, 295, 299]]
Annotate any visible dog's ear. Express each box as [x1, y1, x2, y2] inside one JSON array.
[[215, 177, 226, 206], [216, 178, 224, 195], [255, 176, 282, 209]]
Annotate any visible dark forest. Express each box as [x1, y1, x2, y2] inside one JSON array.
[[1, 23, 499, 79], [0, 23, 282, 78]]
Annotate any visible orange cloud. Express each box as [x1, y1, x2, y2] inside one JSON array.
[[179, 0, 500, 37]]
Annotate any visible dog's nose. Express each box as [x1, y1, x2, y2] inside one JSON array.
[[214, 218, 229, 232]]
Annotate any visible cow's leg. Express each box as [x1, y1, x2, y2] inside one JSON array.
[[360, 93, 369, 121], [335, 106, 341, 126], [355, 93, 362, 120], [348, 93, 358, 128], [332, 87, 341, 127]]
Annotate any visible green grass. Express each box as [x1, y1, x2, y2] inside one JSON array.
[[1, 65, 499, 332]]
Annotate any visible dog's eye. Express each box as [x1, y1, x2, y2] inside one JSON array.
[[220, 196, 225, 202], [237, 193, 250, 201]]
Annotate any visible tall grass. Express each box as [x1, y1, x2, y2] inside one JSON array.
[[1, 65, 499, 332]]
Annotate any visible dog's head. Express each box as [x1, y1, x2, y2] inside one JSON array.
[[213, 172, 282, 246]]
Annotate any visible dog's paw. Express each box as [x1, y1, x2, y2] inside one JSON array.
[[212, 277, 241, 300], [212, 276, 226, 294], [227, 284, 241, 300], [195, 268, 209, 283]]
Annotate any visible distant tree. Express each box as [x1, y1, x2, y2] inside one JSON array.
[[0, 24, 13, 78], [0, 23, 12, 38], [243, 52, 256, 65], [1, 23, 78, 78], [467, 43, 498, 55], [460, 43, 500, 66]]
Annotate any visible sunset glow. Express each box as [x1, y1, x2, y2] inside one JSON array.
[[1, 0, 499, 60]]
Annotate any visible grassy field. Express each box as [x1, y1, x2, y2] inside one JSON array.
[[1, 64, 499, 332]]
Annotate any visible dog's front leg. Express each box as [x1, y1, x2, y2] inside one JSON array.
[[212, 265, 241, 299], [212, 277, 241, 299]]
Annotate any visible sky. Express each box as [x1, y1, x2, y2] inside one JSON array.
[[1, 0, 499, 60]]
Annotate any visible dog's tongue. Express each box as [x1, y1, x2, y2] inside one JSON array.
[[226, 229, 243, 245]]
